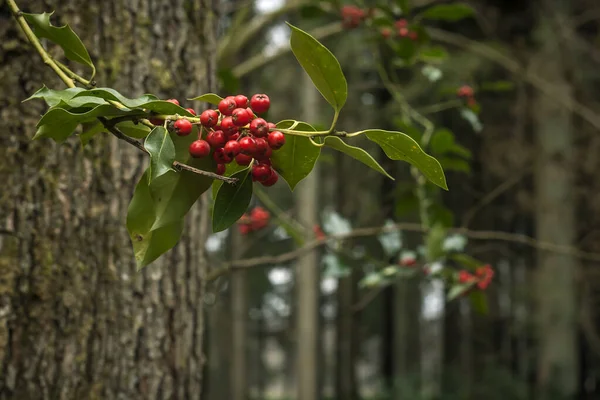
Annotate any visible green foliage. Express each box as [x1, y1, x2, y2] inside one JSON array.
[[144, 126, 176, 185], [419, 3, 475, 21], [212, 167, 253, 233], [188, 93, 224, 105], [323, 136, 394, 180]]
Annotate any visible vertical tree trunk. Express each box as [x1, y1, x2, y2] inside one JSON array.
[[296, 72, 320, 400], [0, 0, 219, 398], [532, 1, 579, 397], [230, 230, 248, 400]]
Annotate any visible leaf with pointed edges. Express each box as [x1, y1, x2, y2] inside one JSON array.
[[364, 129, 448, 190], [212, 167, 253, 232], [271, 120, 321, 190], [323, 136, 393, 180], [212, 161, 248, 200], [419, 3, 475, 21], [22, 12, 94, 70], [144, 127, 176, 184], [80, 121, 104, 146], [287, 24, 347, 112], [188, 93, 224, 105], [116, 121, 152, 139], [24, 86, 85, 107]]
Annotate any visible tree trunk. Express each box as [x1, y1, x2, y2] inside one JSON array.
[[230, 229, 248, 400], [532, 1, 579, 398], [0, 0, 219, 398]]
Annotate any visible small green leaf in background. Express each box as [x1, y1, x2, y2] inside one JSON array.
[[420, 3, 475, 22], [447, 283, 473, 301], [287, 23, 348, 113], [450, 253, 485, 271], [271, 120, 321, 191], [116, 121, 151, 139], [419, 46, 449, 64], [188, 93, 224, 105], [212, 167, 253, 233], [22, 12, 95, 71], [24, 85, 85, 107], [364, 129, 448, 190], [144, 127, 176, 184], [79, 121, 104, 146], [469, 290, 489, 314], [425, 223, 447, 262], [324, 136, 394, 180]]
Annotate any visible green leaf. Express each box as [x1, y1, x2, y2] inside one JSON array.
[[450, 253, 484, 271], [469, 290, 489, 314], [420, 3, 475, 21], [419, 46, 449, 63], [364, 130, 448, 190], [22, 12, 94, 70], [24, 85, 85, 107], [116, 121, 151, 139], [480, 80, 515, 92], [212, 161, 248, 200], [323, 136, 393, 180], [79, 121, 104, 146], [144, 127, 176, 184], [188, 93, 223, 105], [439, 157, 470, 173], [287, 24, 348, 112], [212, 167, 253, 232], [447, 283, 473, 301], [271, 120, 321, 190]]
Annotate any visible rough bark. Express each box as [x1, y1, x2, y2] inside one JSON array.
[[0, 0, 219, 398]]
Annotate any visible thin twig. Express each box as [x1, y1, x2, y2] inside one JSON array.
[[174, 162, 237, 183], [54, 59, 95, 88]]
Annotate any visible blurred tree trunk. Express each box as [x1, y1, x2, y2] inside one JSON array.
[[532, 1, 579, 397], [230, 230, 248, 400], [296, 72, 320, 400], [0, 0, 219, 398], [205, 289, 232, 400]]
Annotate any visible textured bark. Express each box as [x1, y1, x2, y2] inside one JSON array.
[[0, 0, 219, 398]]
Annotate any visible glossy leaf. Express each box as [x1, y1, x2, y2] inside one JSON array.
[[22, 12, 94, 70], [212, 161, 248, 200], [271, 120, 321, 191], [420, 3, 475, 21], [188, 93, 223, 105], [79, 121, 104, 146], [287, 23, 347, 112], [144, 127, 176, 184], [212, 167, 253, 233], [447, 283, 473, 301], [116, 121, 151, 139], [24, 85, 85, 107], [324, 136, 393, 180], [364, 130, 448, 190]]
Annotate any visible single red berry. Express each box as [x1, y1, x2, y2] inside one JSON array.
[[206, 130, 227, 148], [218, 97, 237, 116], [213, 148, 233, 164], [200, 109, 219, 127], [238, 223, 251, 235], [232, 108, 252, 127], [458, 270, 477, 284], [261, 169, 279, 187], [259, 145, 272, 160], [185, 108, 197, 116], [149, 117, 164, 126], [189, 139, 211, 158], [398, 27, 409, 37], [249, 94, 270, 114], [249, 118, 269, 137], [476, 265, 494, 290], [166, 98, 180, 106], [246, 107, 256, 120], [267, 122, 277, 129], [220, 116, 237, 135], [457, 85, 474, 98], [253, 137, 269, 158], [235, 153, 253, 166], [234, 95, 249, 108], [380, 28, 392, 39], [216, 163, 226, 175], [313, 225, 326, 240], [267, 131, 285, 150], [239, 136, 257, 155], [228, 132, 240, 141], [395, 19, 408, 29], [258, 157, 271, 166], [252, 164, 271, 182], [223, 140, 241, 158], [173, 119, 193, 136], [409, 31, 418, 41]]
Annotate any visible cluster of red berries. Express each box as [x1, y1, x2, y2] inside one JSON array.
[[456, 85, 477, 108], [237, 206, 270, 234], [313, 225, 326, 241], [458, 264, 494, 291], [381, 19, 418, 41], [158, 94, 285, 186], [340, 5, 367, 29]]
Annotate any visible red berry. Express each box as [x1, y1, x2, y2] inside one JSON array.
[[232, 108, 252, 127], [398, 27, 409, 37], [261, 169, 279, 187], [249, 118, 269, 137], [189, 139, 211, 158], [200, 109, 219, 127], [252, 164, 271, 182], [213, 148, 233, 164], [218, 97, 237, 116], [228, 132, 240, 141], [341, 5, 365, 29], [234, 95, 249, 108], [238, 224, 251, 235], [173, 119, 193, 136], [216, 163, 226, 175], [220, 116, 237, 135], [249, 94, 270, 114], [185, 108, 196, 116], [223, 140, 241, 158], [381, 28, 392, 39], [149, 117, 164, 126], [235, 153, 253, 166], [267, 122, 277, 129], [395, 19, 408, 29], [457, 85, 474, 98], [246, 107, 256, 120], [257, 145, 272, 161], [166, 98, 180, 106], [267, 131, 285, 150], [253, 138, 269, 158], [409, 31, 418, 41], [239, 136, 257, 155], [206, 130, 227, 148]]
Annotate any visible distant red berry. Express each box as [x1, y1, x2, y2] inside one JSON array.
[[475, 265, 494, 290], [189, 139, 210, 158], [381, 28, 392, 39], [206, 130, 227, 148], [313, 225, 326, 240], [341, 5, 366, 29], [200, 109, 219, 127], [223, 140, 241, 158], [457, 85, 474, 98], [458, 270, 477, 284], [398, 27, 409, 37], [238, 223, 251, 235], [173, 119, 193, 136], [232, 108, 252, 127], [409, 31, 418, 41], [220, 116, 237, 135], [252, 164, 271, 182], [166, 98, 180, 106], [395, 19, 408, 29], [185, 108, 196, 116], [239, 136, 257, 155], [250, 94, 270, 114], [267, 131, 285, 150], [235, 153, 253, 166], [218, 96, 237, 116], [261, 169, 279, 187], [249, 118, 269, 137], [234, 95, 249, 108], [246, 107, 256, 120], [216, 163, 226, 175], [213, 148, 232, 164]]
